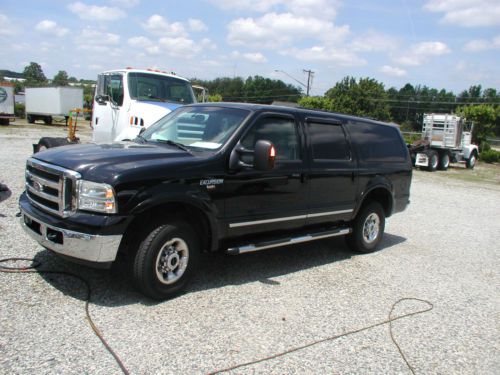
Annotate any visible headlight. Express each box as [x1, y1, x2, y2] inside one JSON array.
[[77, 180, 117, 214]]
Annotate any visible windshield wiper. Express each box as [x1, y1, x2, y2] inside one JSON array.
[[155, 139, 192, 153], [134, 134, 148, 144]]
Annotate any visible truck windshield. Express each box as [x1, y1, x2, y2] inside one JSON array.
[[141, 106, 250, 150], [128, 72, 195, 104]]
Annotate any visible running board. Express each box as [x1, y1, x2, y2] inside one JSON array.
[[226, 227, 351, 255]]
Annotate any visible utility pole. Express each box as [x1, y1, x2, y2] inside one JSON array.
[[303, 69, 314, 96]]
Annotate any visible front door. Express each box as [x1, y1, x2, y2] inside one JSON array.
[[224, 113, 308, 238]]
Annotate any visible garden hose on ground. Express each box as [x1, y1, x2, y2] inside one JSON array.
[[0, 257, 433, 375]]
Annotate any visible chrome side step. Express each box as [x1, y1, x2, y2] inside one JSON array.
[[226, 227, 351, 255]]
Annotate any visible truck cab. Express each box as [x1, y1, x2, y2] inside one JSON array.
[[92, 68, 196, 143]]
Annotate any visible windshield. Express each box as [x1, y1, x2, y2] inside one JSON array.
[[141, 106, 250, 150], [128, 72, 195, 104]]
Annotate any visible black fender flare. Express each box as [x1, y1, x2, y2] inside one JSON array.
[[355, 179, 394, 218]]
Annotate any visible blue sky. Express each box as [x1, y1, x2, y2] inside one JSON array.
[[1, 0, 499, 95]]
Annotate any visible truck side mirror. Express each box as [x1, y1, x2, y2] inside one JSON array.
[[96, 94, 109, 105], [254, 140, 276, 171], [229, 140, 276, 171]]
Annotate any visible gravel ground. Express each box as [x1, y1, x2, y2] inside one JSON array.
[[0, 124, 499, 374]]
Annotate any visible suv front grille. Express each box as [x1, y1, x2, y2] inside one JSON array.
[[25, 158, 81, 217]]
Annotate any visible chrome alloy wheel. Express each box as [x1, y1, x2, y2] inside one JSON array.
[[155, 238, 189, 285], [363, 213, 380, 244]]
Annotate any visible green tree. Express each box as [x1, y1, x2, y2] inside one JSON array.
[[53, 70, 69, 86], [457, 104, 499, 144], [23, 62, 47, 87], [325, 76, 391, 121], [298, 96, 333, 111]]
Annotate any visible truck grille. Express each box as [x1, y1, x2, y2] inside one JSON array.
[[25, 158, 81, 217]]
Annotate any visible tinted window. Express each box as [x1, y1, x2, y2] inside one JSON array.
[[128, 72, 195, 104], [241, 117, 300, 161], [347, 121, 406, 162], [96, 74, 124, 106], [309, 122, 350, 160]]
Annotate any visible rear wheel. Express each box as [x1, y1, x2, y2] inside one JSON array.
[[0, 118, 9, 126], [427, 150, 439, 172], [27, 114, 35, 124], [132, 220, 200, 299], [438, 152, 450, 170], [346, 201, 385, 253]]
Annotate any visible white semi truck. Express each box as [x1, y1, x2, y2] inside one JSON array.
[[25, 87, 83, 125], [0, 82, 15, 126], [92, 68, 197, 143], [410, 113, 479, 171]]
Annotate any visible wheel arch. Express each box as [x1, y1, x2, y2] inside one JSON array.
[[356, 185, 394, 218]]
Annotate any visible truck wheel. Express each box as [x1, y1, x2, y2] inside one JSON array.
[[27, 115, 35, 124], [427, 150, 439, 172], [346, 201, 385, 253], [466, 152, 477, 169], [35, 137, 70, 152], [0, 118, 9, 126], [438, 152, 450, 170], [133, 220, 200, 299], [44, 116, 53, 125]]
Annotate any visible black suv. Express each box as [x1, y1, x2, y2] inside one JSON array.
[[19, 103, 412, 299]]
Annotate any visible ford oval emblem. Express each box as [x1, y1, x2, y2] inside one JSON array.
[[33, 181, 43, 192]]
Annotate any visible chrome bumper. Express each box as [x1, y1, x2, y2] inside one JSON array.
[[20, 208, 122, 263]]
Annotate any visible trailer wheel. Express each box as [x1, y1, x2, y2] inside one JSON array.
[[427, 150, 439, 172], [438, 152, 450, 170], [466, 152, 477, 169], [44, 116, 53, 125], [0, 118, 9, 126], [27, 115, 35, 124]]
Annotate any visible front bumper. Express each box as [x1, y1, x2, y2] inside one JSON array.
[[19, 195, 123, 265]]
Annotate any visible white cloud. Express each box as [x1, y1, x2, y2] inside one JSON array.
[[188, 19, 208, 32], [351, 32, 399, 52], [231, 51, 268, 63], [35, 20, 69, 37], [128, 36, 153, 48], [142, 15, 186, 36], [200, 38, 217, 50], [208, 0, 340, 19], [0, 14, 15, 36], [394, 41, 451, 66], [424, 0, 500, 27], [463, 36, 500, 52], [110, 0, 140, 7], [158, 36, 200, 58], [379, 65, 407, 77], [227, 12, 349, 49], [77, 28, 120, 45], [281, 46, 366, 66], [67, 2, 126, 21]]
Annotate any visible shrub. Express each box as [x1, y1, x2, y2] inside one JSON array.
[[15, 103, 25, 118], [480, 141, 491, 152], [480, 149, 500, 163]]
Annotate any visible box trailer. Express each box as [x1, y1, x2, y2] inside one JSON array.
[[25, 87, 83, 124], [0, 82, 15, 126]]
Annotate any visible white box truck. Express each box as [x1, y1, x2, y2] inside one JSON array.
[[0, 82, 15, 126], [25, 87, 83, 125]]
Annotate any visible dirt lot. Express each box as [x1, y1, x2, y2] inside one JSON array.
[[0, 123, 499, 374]]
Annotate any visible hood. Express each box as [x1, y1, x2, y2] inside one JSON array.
[[34, 142, 196, 185], [130, 100, 182, 127]]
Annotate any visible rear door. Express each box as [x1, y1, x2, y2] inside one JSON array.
[[304, 116, 358, 225], [224, 112, 308, 237]]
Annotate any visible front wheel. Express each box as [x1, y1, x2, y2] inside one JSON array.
[[346, 201, 385, 253], [466, 152, 477, 169], [132, 220, 200, 299]]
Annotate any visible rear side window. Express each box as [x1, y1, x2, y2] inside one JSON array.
[[347, 121, 406, 162], [308, 122, 350, 160]]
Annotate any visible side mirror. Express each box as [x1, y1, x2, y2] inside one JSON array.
[[96, 94, 108, 105], [254, 140, 276, 171]]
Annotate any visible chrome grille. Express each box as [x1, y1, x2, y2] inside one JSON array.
[[25, 158, 81, 217]]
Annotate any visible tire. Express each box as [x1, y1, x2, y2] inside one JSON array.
[[44, 116, 53, 125], [346, 201, 385, 253], [0, 118, 9, 126], [466, 152, 477, 169], [133, 220, 200, 299], [427, 150, 439, 172], [27, 114, 35, 124], [438, 152, 450, 171], [35, 137, 70, 153]]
